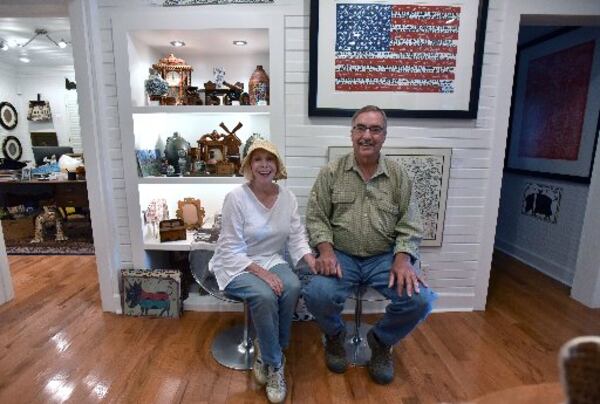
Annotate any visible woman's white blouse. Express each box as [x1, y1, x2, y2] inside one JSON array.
[[209, 183, 312, 290]]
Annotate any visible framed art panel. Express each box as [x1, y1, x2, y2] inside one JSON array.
[[328, 147, 451, 246], [309, 0, 489, 119], [506, 27, 600, 183]]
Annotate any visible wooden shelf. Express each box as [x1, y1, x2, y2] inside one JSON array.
[[131, 105, 270, 115], [143, 238, 217, 251], [138, 176, 245, 185]]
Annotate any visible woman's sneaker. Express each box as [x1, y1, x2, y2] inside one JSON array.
[[253, 340, 268, 385], [266, 362, 287, 403]]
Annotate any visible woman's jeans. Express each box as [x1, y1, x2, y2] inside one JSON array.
[[225, 263, 300, 367], [303, 249, 437, 347]]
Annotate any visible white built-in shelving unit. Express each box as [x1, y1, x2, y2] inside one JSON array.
[[111, 8, 284, 310]]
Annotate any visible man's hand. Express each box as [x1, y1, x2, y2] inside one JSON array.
[[314, 242, 342, 278], [388, 253, 428, 297]]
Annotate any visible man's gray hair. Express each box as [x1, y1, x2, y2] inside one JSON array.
[[351, 105, 388, 131]]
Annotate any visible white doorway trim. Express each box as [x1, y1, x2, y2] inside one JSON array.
[[478, 0, 600, 309], [69, 0, 121, 312]]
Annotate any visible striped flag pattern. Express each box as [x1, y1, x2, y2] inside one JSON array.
[[335, 4, 461, 93]]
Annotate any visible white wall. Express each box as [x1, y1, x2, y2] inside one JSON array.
[[0, 62, 17, 305], [0, 63, 79, 163], [0, 62, 27, 161], [15, 69, 78, 162], [88, 0, 600, 312], [495, 173, 588, 284]]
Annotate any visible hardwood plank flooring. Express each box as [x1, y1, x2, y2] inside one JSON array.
[[0, 251, 598, 403]]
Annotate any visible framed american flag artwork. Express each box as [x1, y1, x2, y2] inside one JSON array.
[[309, 0, 489, 119]]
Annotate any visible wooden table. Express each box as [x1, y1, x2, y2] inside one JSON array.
[[0, 179, 89, 208]]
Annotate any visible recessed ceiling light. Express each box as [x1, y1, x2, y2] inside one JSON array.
[[233, 40, 247, 46], [19, 56, 30, 63], [170, 40, 185, 47]]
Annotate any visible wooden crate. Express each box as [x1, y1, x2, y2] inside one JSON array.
[[1, 218, 34, 241], [121, 268, 182, 318]]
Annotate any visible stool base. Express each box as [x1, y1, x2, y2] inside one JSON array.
[[345, 321, 373, 366], [211, 324, 254, 370]]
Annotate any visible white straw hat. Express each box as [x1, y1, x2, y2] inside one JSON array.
[[239, 139, 287, 180]]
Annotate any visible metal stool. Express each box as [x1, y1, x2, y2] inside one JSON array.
[[189, 249, 254, 370], [345, 286, 387, 366]]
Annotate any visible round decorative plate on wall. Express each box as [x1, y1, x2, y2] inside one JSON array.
[[0, 101, 18, 130], [2, 136, 23, 161]]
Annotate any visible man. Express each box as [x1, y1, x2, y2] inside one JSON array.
[[304, 105, 437, 384]]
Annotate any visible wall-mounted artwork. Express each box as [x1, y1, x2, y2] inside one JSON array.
[[329, 147, 451, 246], [309, 0, 489, 118], [0, 101, 18, 130], [521, 183, 562, 224], [506, 27, 600, 183]]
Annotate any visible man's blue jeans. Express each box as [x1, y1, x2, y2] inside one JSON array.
[[303, 249, 437, 346], [225, 263, 301, 367]]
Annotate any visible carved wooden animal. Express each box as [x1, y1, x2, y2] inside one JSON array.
[[31, 206, 68, 243]]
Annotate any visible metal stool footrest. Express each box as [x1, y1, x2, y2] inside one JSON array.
[[211, 324, 254, 370]]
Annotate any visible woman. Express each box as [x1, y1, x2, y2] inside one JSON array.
[[209, 139, 315, 403]]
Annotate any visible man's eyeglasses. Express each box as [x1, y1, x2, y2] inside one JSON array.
[[352, 124, 385, 135]]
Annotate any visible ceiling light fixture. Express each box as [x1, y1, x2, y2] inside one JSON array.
[[20, 28, 70, 49], [232, 40, 247, 46], [19, 56, 30, 63], [170, 40, 185, 47]]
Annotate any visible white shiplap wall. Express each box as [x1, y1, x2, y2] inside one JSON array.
[[283, 6, 502, 310], [96, 0, 503, 311]]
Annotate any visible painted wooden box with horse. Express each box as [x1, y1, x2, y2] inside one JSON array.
[[121, 268, 182, 318]]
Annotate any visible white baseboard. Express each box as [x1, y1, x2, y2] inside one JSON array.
[[495, 238, 573, 286]]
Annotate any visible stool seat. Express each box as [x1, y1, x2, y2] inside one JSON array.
[[345, 286, 387, 366], [189, 249, 253, 370]]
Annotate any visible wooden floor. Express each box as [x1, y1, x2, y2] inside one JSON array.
[[0, 252, 598, 403]]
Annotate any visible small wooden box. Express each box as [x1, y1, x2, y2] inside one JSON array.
[[121, 268, 182, 318], [159, 218, 186, 242], [216, 161, 236, 176]]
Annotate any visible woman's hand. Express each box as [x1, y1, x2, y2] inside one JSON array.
[[247, 263, 283, 296], [303, 253, 316, 274]]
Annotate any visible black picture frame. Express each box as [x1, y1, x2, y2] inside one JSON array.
[[308, 0, 489, 119], [505, 27, 600, 184], [0, 101, 18, 130]]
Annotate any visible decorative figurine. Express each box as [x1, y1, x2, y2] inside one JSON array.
[[164, 132, 191, 173], [177, 149, 188, 176], [144, 68, 169, 105], [249, 65, 269, 105], [31, 206, 68, 243]]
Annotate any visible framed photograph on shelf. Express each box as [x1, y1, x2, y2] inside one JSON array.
[[135, 149, 162, 177], [506, 27, 600, 183], [328, 146, 451, 246], [309, 0, 489, 119]]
